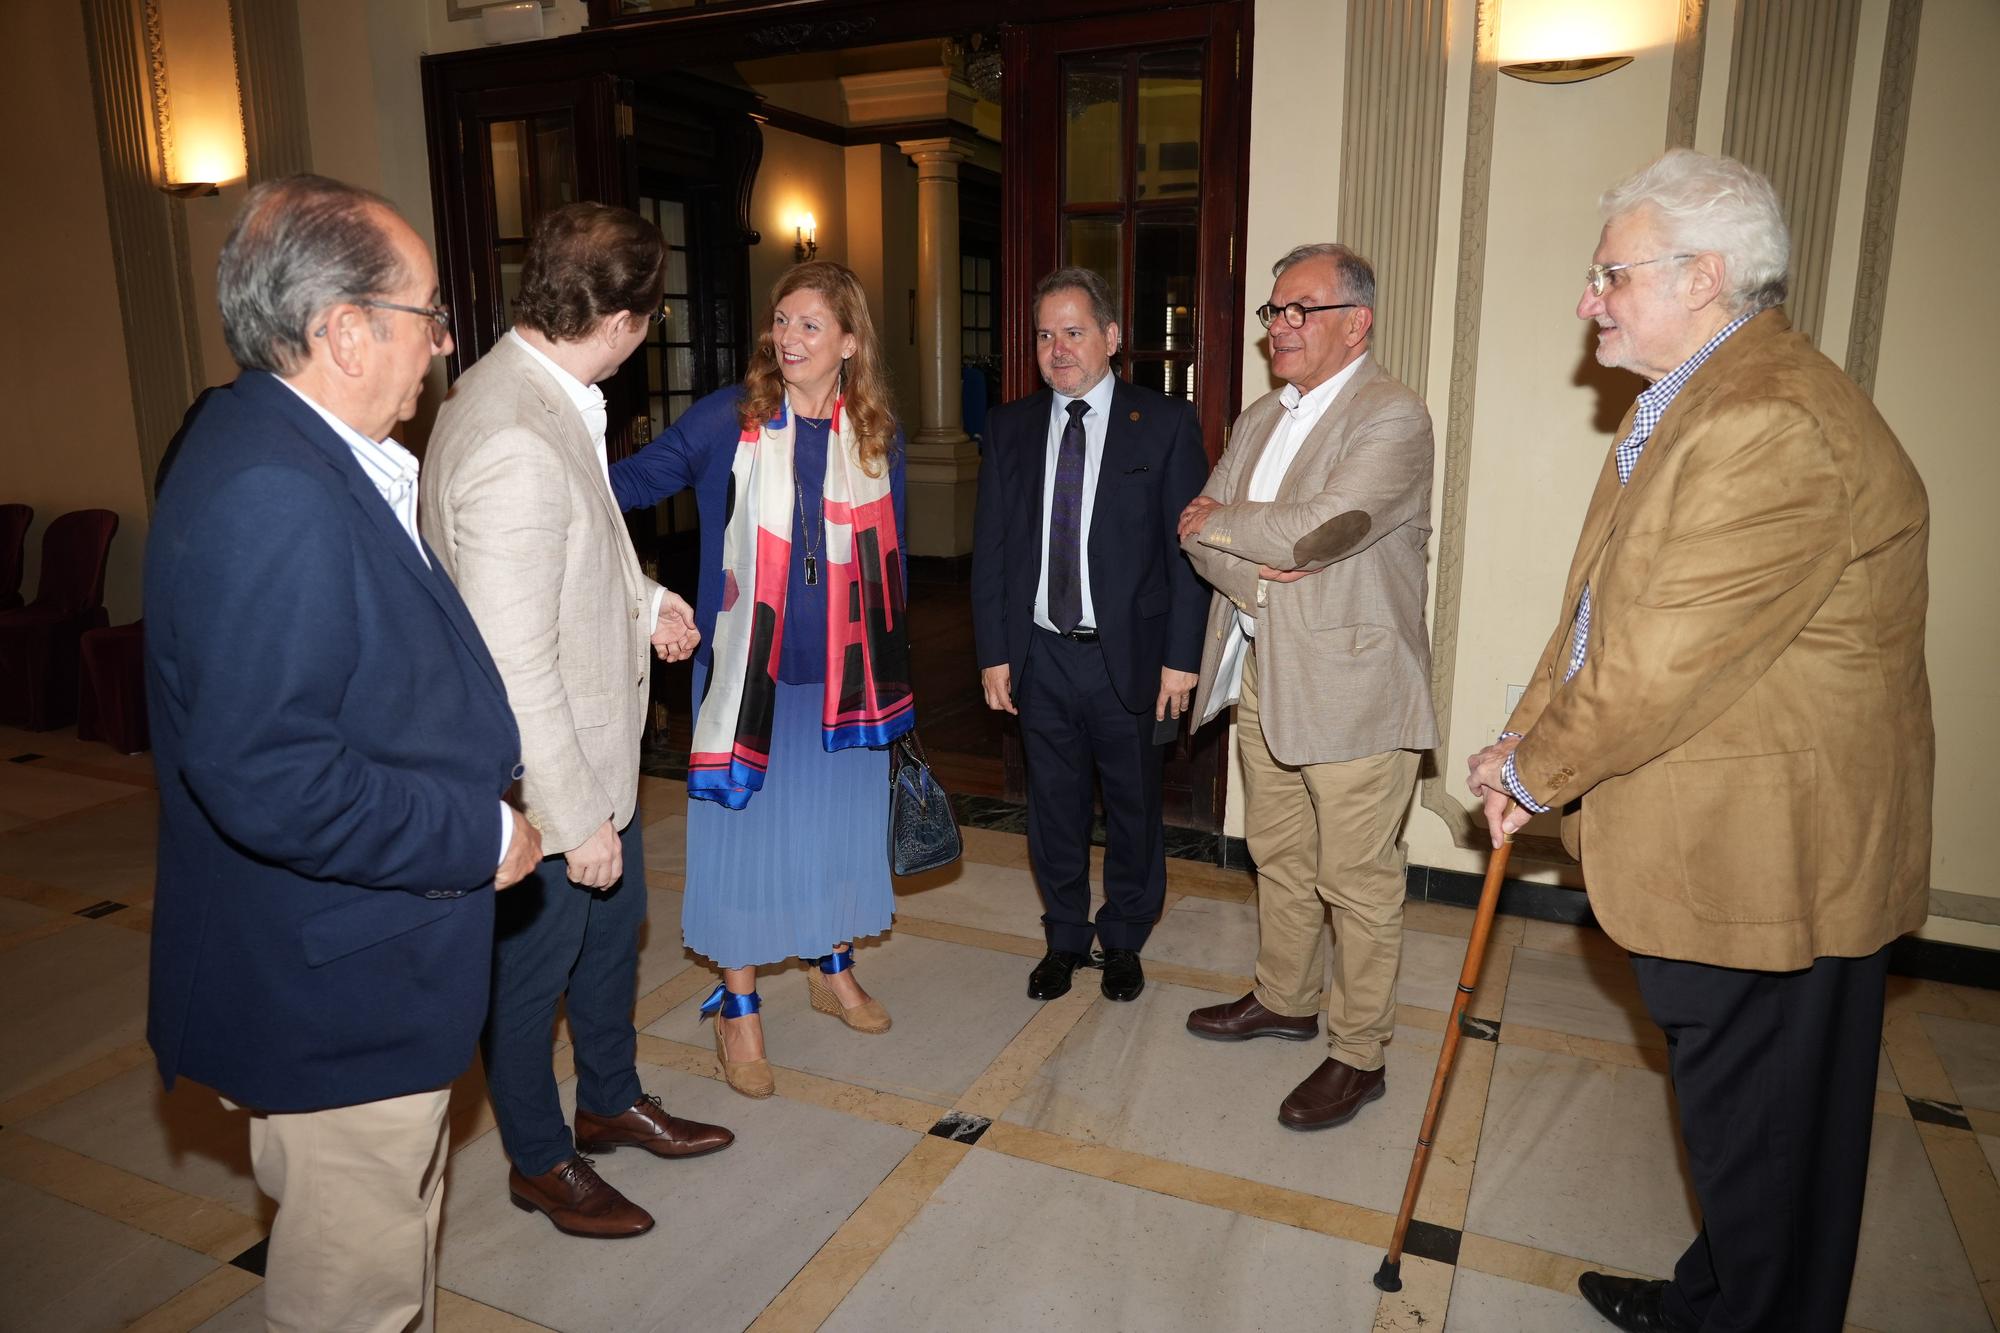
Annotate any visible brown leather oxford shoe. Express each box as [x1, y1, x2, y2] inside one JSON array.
[[574, 1092, 734, 1159], [1186, 991, 1319, 1042], [1277, 1058, 1385, 1130], [508, 1155, 654, 1238]]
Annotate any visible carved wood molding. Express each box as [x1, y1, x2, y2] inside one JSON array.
[[1845, 0, 1923, 395], [1414, 0, 1500, 855], [231, 0, 312, 181], [1722, 0, 1864, 345], [80, 0, 205, 509], [1338, 0, 1450, 394], [1665, 0, 1708, 149]]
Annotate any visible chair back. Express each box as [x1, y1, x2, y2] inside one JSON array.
[[0, 504, 30, 605], [33, 509, 119, 617]]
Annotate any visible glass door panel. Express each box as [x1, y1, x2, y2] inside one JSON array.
[[1136, 48, 1203, 200], [1063, 58, 1126, 204], [1064, 215, 1124, 299]]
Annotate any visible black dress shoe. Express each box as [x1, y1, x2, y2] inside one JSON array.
[[1099, 948, 1144, 1001], [1577, 1272, 1690, 1332], [1028, 950, 1088, 1000]]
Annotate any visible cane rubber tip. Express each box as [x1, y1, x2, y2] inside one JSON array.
[[1373, 1257, 1403, 1292]]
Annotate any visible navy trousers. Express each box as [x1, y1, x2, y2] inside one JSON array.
[[1632, 945, 1890, 1333], [1016, 630, 1167, 955], [481, 816, 647, 1176]]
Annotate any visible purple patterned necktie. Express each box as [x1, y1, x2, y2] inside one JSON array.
[[1046, 399, 1090, 633]]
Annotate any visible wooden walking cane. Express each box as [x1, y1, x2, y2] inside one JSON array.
[[1372, 837, 1513, 1293]]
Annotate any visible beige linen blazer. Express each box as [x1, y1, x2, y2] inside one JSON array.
[[1505, 310, 1932, 971], [420, 335, 661, 856], [1185, 356, 1439, 766]]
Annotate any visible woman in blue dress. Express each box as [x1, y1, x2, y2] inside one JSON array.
[[610, 261, 912, 1097]]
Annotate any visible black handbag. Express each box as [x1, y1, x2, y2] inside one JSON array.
[[888, 731, 962, 876]]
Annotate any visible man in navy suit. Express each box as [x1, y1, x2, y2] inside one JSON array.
[[972, 266, 1209, 1003], [146, 175, 541, 1332]]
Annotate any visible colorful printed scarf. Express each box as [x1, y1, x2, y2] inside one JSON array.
[[687, 395, 913, 808]]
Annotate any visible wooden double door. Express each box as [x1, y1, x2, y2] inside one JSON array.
[[420, 0, 1251, 830]]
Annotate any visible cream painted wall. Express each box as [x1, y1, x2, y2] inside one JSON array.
[[1870, 0, 2000, 913], [0, 3, 151, 623], [1241, 0, 1998, 949], [748, 126, 851, 313]]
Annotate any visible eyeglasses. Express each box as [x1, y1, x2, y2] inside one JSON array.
[[646, 304, 671, 327], [1255, 301, 1362, 330], [1584, 255, 1694, 297], [356, 299, 453, 349]]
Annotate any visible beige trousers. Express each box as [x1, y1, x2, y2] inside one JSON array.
[[1238, 649, 1420, 1071], [246, 1086, 453, 1333]]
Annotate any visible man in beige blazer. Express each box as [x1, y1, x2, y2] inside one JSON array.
[[1469, 151, 1931, 1333], [1178, 243, 1438, 1131], [423, 203, 731, 1243]]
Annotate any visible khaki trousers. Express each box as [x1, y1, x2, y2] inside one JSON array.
[[1239, 649, 1419, 1071], [246, 1086, 452, 1333]]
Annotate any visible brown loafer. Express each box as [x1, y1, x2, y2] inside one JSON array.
[[1278, 1059, 1385, 1130], [508, 1155, 653, 1238], [574, 1092, 734, 1159], [1186, 991, 1319, 1042]]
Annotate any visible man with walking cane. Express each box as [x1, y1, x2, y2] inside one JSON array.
[[1469, 149, 1932, 1332]]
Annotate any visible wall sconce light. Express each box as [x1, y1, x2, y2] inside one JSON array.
[[794, 212, 817, 264], [1500, 56, 1634, 83], [143, 0, 246, 200]]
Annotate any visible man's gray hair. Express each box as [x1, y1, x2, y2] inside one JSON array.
[[1271, 243, 1377, 311], [1032, 266, 1119, 331], [1599, 149, 1790, 315], [217, 174, 406, 375]]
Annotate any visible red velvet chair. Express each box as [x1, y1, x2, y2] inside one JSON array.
[[78, 620, 149, 753], [0, 508, 119, 729], [0, 504, 30, 612]]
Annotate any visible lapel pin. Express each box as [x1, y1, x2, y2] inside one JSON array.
[[1129, 410, 1141, 422]]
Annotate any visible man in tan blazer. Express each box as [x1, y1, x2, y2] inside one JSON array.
[[1178, 243, 1438, 1131], [423, 203, 732, 1242], [1469, 151, 1931, 1333]]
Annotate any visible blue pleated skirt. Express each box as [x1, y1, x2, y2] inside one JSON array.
[[682, 669, 894, 969]]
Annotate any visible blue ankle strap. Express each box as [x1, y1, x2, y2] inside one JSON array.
[[698, 984, 760, 1020], [812, 950, 854, 975]]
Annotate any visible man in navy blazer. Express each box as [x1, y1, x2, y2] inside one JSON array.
[[146, 176, 540, 1332], [972, 266, 1208, 1003]]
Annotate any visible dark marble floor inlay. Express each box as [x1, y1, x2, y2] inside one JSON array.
[[1906, 1096, 1972, 1131], [229, 1237, 270, 1276], [1460, 1016, 1501, 1043], [1401, 1218, 1463, 1267], [74, 900, 128, 919], [8, 753, 42, 763], [928, 1110, 992, 1144]]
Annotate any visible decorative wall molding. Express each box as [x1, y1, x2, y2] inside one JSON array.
[[1845, 0, 1923, 395], [231, 0, 312, 181], [1722, 0, 1864, 344], [1337, 0, 1450, 394], [1665, 0, 1708, 149], [1415, 0, 1499, 854], [80, 0, 205, 509]]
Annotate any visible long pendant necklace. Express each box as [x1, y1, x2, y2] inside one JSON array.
[[793, 454, 824, 586]]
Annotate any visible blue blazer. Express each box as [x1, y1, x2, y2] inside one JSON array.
[[970, 379, 1210, 713], [144, 372, 522, 1112]]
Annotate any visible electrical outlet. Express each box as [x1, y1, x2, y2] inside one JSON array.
[[1505, 684, 1526, 715]]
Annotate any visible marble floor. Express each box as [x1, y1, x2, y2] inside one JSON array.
[[2, 724, 1996, 1332]]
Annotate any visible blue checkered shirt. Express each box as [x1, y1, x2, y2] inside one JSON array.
[[1500, 311, 1755, 813]]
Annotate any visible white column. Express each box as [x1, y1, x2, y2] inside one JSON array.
[[896, 135, 981, 557]]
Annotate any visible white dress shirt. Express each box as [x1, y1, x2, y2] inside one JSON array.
[[276, 375, 515, 863], [1033, 370, 1119, 633], [1208, 353, 1370, 711]]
